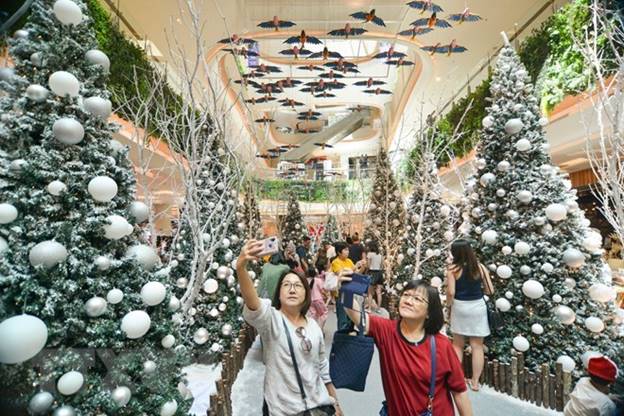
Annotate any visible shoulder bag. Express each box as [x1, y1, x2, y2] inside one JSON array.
[[479, 265, 504, 332]]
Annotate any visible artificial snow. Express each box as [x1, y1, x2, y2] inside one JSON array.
[[183, 362, 223, 415]]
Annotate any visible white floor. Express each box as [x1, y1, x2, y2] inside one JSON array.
[[229, 310, 562, 415]]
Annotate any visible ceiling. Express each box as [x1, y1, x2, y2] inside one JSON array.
[[104, 0, 567, 176]]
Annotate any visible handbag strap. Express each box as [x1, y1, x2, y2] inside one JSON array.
[[357, 299, 366, 337], [427, 335, 436, 411], [281, 316, 308, 410]]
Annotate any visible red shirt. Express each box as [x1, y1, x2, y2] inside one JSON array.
[[368, 315, 467, 416]]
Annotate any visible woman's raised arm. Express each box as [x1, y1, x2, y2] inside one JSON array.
[[235, 240, 265, 311]]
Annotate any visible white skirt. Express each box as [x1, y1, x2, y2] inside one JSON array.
[[450, 298, 490, 337]]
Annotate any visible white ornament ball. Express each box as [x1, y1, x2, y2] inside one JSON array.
[[545, 203, 567, 222], [14, 29, 29, 39], [538, 117, 549, 126], [48, 71, 80, 97], [562, 248, 585, 268], [107, 289, 123, 304], [496, 189, 506, 197], [557, 355, 576, 372], [495, 298, 511, 312], [94, 255, 111, 271], [497, 161, 511, 172], [0, 315, 48, 364], [552, 294, 562, 303], [194, 328, 209, 345], [141, 282, 167, 306], [176, 278, 188, 289], [430, 277, 442, 288], [47, 180, 67, 196], [53, 118, 84, 145], [85, 49, 110, 72], [120, 310, 151, 339], [222, 323, 233, 336], [504, 118, 524, 134], [479, 172, 496, 187], [583, 231, 603, 253], [588, 283, 616, 303], [517, 190, 533, 204], [501, 246, 513, 255], [83, 96, 112, 119], [564, 278, 576, 289], [53, 406, 76, 416], [85, 297, 107, 317], [531, 324, 544, 335], [26, 84, 49, 102], [481, 230, 498, 244], [440, 205, 451, 217], [103, 215, 133, 240], [29, 241, 68, 269], [584, 317, 605, 333], [514, 139, 532, 152], [161, 334, 175, 349], [57, 371, 84, 395], [482, 116, 494, 128], [496, 265, 512, 279], [111, 386, 131, 407], [126, 245, 160, 270], [143, 360, 157, 373], [541, 263, 554, 274], [505, 291, 514, 299], [443, 231, 454, 241], [160, 400, 178, 416], [407, 248, 415, 256], [512, 335, 530, 352], [514, 241, 530, 256], [168, 296, 181, 312], [555, 305, 576, 325], [519, 265, 531, 275], [53, 0, 83, 25], [516, 305, 524, 312], [203, 278, 219, 294], [217, 265, 229, 280], [522, 279, 545, 299], [88, 176, 118, 202], [0, 237, 7, 257], [28, 391, 54, 414], [0, 203, 18, 224]]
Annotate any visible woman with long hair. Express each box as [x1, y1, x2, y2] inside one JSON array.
[[365, 240, 384, 310], [236, 240, 342, 415], [343, 279, 472, 415], [446, 239, 494, 391]]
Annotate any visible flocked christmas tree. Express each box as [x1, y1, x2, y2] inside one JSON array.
[[461, 35, 622, 371], [280, 190, 308, 246], [323, 214, 341, 243], [364, 147, 406, 279], [394, 144, 458, 293], [240, 180, 262, 240], [0, 0, 188, 414]]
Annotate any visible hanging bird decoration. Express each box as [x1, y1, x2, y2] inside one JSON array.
[[234, 79, 261, 89], [298, 110, 322, 120], [324, 58, 359, 73], [398, 26, 433, 39], [384, 56, 415, 66], [350, 9, 386, 26], [276, 78, 303, 88], [218, 34, 257, 45], [279, 98, 305, 108], [327, 23, 368, 38], [244, 96, 276, 104], [222, 47, 259, 57], [249, 64, 282, 74], [374, 46, 407, 59], [280, 144, 301, 150], [284, 30, 322, 48], [448, 7, 482, 23], [315, 91, 337, 98], [297, 64, 325, 72], [363, 88, 392, 95], [296, 124, 322, 134], [256, 152, 277, 159], [254, 115, 275, 124], [257, 15, 296, 31], [406, 1, 443, 14], [241, 70, 266, 79], [411, 12, 452, 29], [314, 142, 334, 149], [421, 39, 467, 56], [255, 82, 278, 96], [308, 47, 343, 60], [279, 45, 313, 59], [353, 77, 386, 88], [319, 70, 345, 79]]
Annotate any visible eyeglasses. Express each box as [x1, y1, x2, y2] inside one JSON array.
[[282, 282, 305, 291], [401, 292, 429, 304], [296, 326, 312, 353]]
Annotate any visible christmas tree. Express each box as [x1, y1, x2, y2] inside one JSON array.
[[0, 1, 188, 414], [461, 37, 622, 371], [240, 181, 262, 240], [280, 190, 307, 246], [394, 148, 458, 292], [323, 214, 341, 243], [364, 147, 406, 278]]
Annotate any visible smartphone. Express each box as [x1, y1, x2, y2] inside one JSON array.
[[258, 236, 279, 257]]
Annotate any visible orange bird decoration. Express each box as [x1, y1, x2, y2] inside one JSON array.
[[353, 78, 386, 88], [421, 39, 468, 56], [350, 9, 386, 26], [284, 30, 322, 48], [448, 7, 482, 23], [411, 12, 452, 28], [398, 26, 434, 39], [257, 15, 296, 31], [363, 88, 392, 95], [327, 23, 368, 38], [406, 1, 443, 14], [279, 45, 312, 59], [309, 47, 343, 60]]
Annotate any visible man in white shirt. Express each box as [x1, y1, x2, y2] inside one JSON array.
[[564, 356, 618, 416]]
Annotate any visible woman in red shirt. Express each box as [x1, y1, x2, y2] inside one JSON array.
[[344, 279, 473, 416]]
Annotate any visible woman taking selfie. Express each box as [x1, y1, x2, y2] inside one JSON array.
[[446, 239, 494, 392], [343, 279, 472, 416], [237, 240, 342, 416]]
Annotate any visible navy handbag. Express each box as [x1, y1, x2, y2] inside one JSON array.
[[329, 306, 375, 391]]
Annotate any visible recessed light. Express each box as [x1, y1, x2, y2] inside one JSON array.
[[435, 76, 441, 82]]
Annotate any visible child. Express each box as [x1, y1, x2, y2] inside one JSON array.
[[564, 355, 618, 416], [306, 266, 328, 328]]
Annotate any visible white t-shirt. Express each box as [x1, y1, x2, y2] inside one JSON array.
[[367, 252, 383, 270], [563, 377, 616, 416], [243, 299, 332, 415]]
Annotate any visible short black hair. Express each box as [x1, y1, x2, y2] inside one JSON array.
[[302, 236, 311, 242], [401, 280, 444, 335], [272, 269, 312, 316], [590, 375, 613, 387], [334, 241, 349, 255]]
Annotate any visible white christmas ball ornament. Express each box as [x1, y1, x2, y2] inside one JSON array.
[[545, 203, 567, 222], [583, 231, 602, 253], [88, 176, 118, 202], [216, 266, 229, 280], [512, 336, 529, 352], [0, 203, 18, 224], [505, 291, 513, 299], [504, 119, 524, 134], [128, 201, 149, 223], [496, 189, 506, 197], [541, 263, 554, 274], [107, 289, 123, 304], [194, 328, 209, 345], [589, 283, 616, 303], [582, 351, 602, 368], [28, 391, 55, 414], [143, 360, 157, 373], [557, 355, 576, 372], [531, 324, 544, 335], [555, 305, 576, 325], [26, 84, 49, 102], [495, 298, 511, 312], [0, 315, 48, 364], [161, 334, 175, 349], [53, 118, 84, 145], [552, 294, 562, 303], [440, 205, 451, 217], [111, 386, 131, 407], [57, 371, 84, 395], [479, 173, 496, 187], [85, 49, 110, 72], [564, 278, 576, 289], [430, 277, 442, 288], [522, 280, 545, 299], [514, 139, 532, 152], [53, 406, 76, 416], [562, 248, 585, 268], [222, 323, 233, 336], [497, 161, 511, 172], [514, 241, 530, 256], [83, 96, 112, 119], [121, 310, 151, 339], [0, 237, 7, 256], [517, 191, 533, 204], [482, 116, 494, 128], [481, 230, 498, 244], [203, 278, 219, 294], [538, 117, 549, 126], [501, 246, 512, 255], [126, 245, 160, 270], [496, 265, 512, 279], [48, 71, 80, 97], [443, 231, 454, 241], [160, 400, 178, 416], [95, 255, 111, 271], [53, 0, 83, 25], [103, 215, 133, 240], [85, 297, 107, 317], [168, 296, 181, 312], [29, 241, 68, 269], [176, 278, 188, 289], [141, 282, 167, 306], [47, 180, 67, 196], [585, 317, 605, 333], [520, 265, 531, 275]]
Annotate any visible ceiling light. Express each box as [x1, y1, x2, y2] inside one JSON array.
[[435, 76, 441, 82]]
